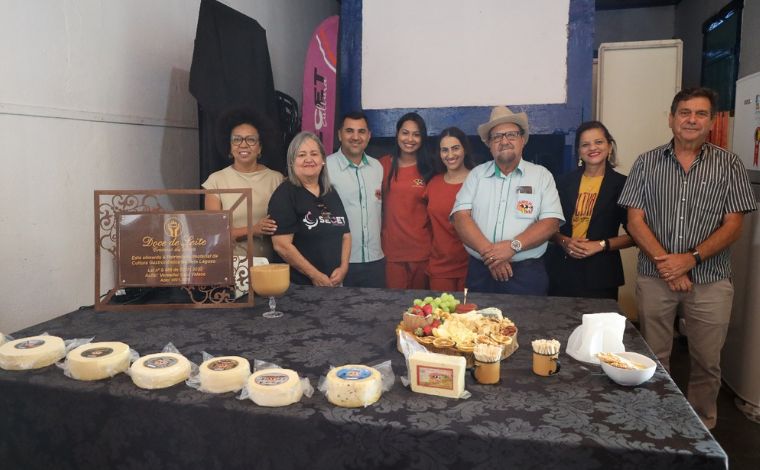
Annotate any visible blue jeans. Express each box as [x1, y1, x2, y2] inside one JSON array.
[[466, 256, 548, 296]]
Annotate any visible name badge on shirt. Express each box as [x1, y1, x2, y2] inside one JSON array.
[[516, 186, 533, 194]]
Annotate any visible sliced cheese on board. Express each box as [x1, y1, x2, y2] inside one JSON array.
[[325, 364, 382, 408], [247, 368, 302, 406], [0, 335, 66, 370], [67, 341, 131, 380], [199, 356, 250, 393], [130, 352, 192, 389], [409, 351, 466, 398]]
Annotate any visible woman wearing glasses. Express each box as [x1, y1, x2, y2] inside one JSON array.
[[203, 107, 284, 259], [380, 112, 434, 289], [546, 121, 634, 300], [268, 132, 351, 286], [424, 127, 474, 291]]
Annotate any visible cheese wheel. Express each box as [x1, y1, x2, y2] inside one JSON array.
[[0, 335, 66, 370], [130, 352, 192, 389], [409, 351, 466, 398], [325, 364, 382, 408], [247, 368, 303, 406], [67, 341, 131, 380], [199, 356, 250, 393]]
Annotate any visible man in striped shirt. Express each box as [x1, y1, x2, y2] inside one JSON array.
[[618, 87, 757, 429]]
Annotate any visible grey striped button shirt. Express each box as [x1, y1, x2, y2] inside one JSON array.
[[618, 141, 757, 284]]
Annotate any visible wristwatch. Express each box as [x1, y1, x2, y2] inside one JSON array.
[[510, 239, 522, 253], [690, 248, 702, 265], [599, 240, 607, 251]]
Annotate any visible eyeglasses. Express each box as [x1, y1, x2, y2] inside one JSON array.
[[231, 135, 260, 146], [490, 131, 523, 143]]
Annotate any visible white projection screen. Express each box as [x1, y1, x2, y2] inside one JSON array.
[[361, 0, 569, 109]]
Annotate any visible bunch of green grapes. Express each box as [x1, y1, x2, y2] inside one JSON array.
[[412, 292, 460, 313]]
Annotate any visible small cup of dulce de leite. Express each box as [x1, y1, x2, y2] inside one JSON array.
[[455, 303, 478, 314]]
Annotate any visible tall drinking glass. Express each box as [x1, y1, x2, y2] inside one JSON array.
[[251, 264, 290, 318]]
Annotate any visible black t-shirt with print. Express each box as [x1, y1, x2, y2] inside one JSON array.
[[268, 182, 350, 285]]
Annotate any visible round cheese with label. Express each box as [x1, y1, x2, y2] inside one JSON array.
[[325, 364, 382, 408], [199, 356, 250, 393], [67, 341, 131, 381], [247, 368, 302, 406], [130, 352, 192, 389], [0, 335, 66, 370]]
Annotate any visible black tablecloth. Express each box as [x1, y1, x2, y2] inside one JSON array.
[[0, 286, 727, 469]]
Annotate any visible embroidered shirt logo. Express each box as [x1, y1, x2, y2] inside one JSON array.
[[412, 178, 425, 187], [516, 199, 534, 214]]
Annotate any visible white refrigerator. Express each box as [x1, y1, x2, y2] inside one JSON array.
[[722, 71, 760, 420]]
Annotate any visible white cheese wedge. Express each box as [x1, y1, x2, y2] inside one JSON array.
[[67, 341, 131, 380], [0, 335, 66, 370], [130, 352, 192, 389], [325, 364, 382, 408], [247, 368, 302, 406], [409, 351, 466, 398], [199, 356, 250, 393]]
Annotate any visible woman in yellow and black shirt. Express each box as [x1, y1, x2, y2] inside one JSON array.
[[547, 121, 634, 300]]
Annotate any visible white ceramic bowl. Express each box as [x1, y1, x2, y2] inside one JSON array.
[[600, 352, 656, 386]]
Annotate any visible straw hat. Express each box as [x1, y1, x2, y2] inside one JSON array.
[[477, 106, 530, 145]]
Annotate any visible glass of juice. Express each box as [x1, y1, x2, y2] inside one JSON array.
[[251, 264, 290, 318]]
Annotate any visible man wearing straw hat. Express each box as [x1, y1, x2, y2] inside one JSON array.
[[452, 106, 564, 295]]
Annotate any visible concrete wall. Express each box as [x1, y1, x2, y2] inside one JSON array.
[[0, 0, 337, 335], [738, 0, 760, 78], [595, 6, 675, 51], [597, 1, 760, 82], [674, 0, 734, 87]]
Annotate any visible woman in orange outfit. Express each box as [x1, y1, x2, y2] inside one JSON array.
[[380, 112, 433, 289], [424, 127, 474, 291]]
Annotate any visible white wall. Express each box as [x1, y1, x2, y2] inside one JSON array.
[[0, 0, 337, 334], [232, 0, 340, 105], [361, 0, 569, 108]]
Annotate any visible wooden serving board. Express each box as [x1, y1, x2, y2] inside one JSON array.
[[396, 324, 519, 368]]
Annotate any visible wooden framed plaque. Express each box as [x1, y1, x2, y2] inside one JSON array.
[[95, 189, 255, 310]]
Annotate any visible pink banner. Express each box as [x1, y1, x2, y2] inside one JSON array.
[[302, 15, 339, 154]]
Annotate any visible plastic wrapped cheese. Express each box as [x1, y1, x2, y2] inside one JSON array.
[[67, 341, 131, 380], [325, 364, 382, 408], [0, 335, 66, 370], [130, 352, 192, 389], [409, 351, 467, 398], [246, 368, 303, 406], [199, 356, 250, 393]]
